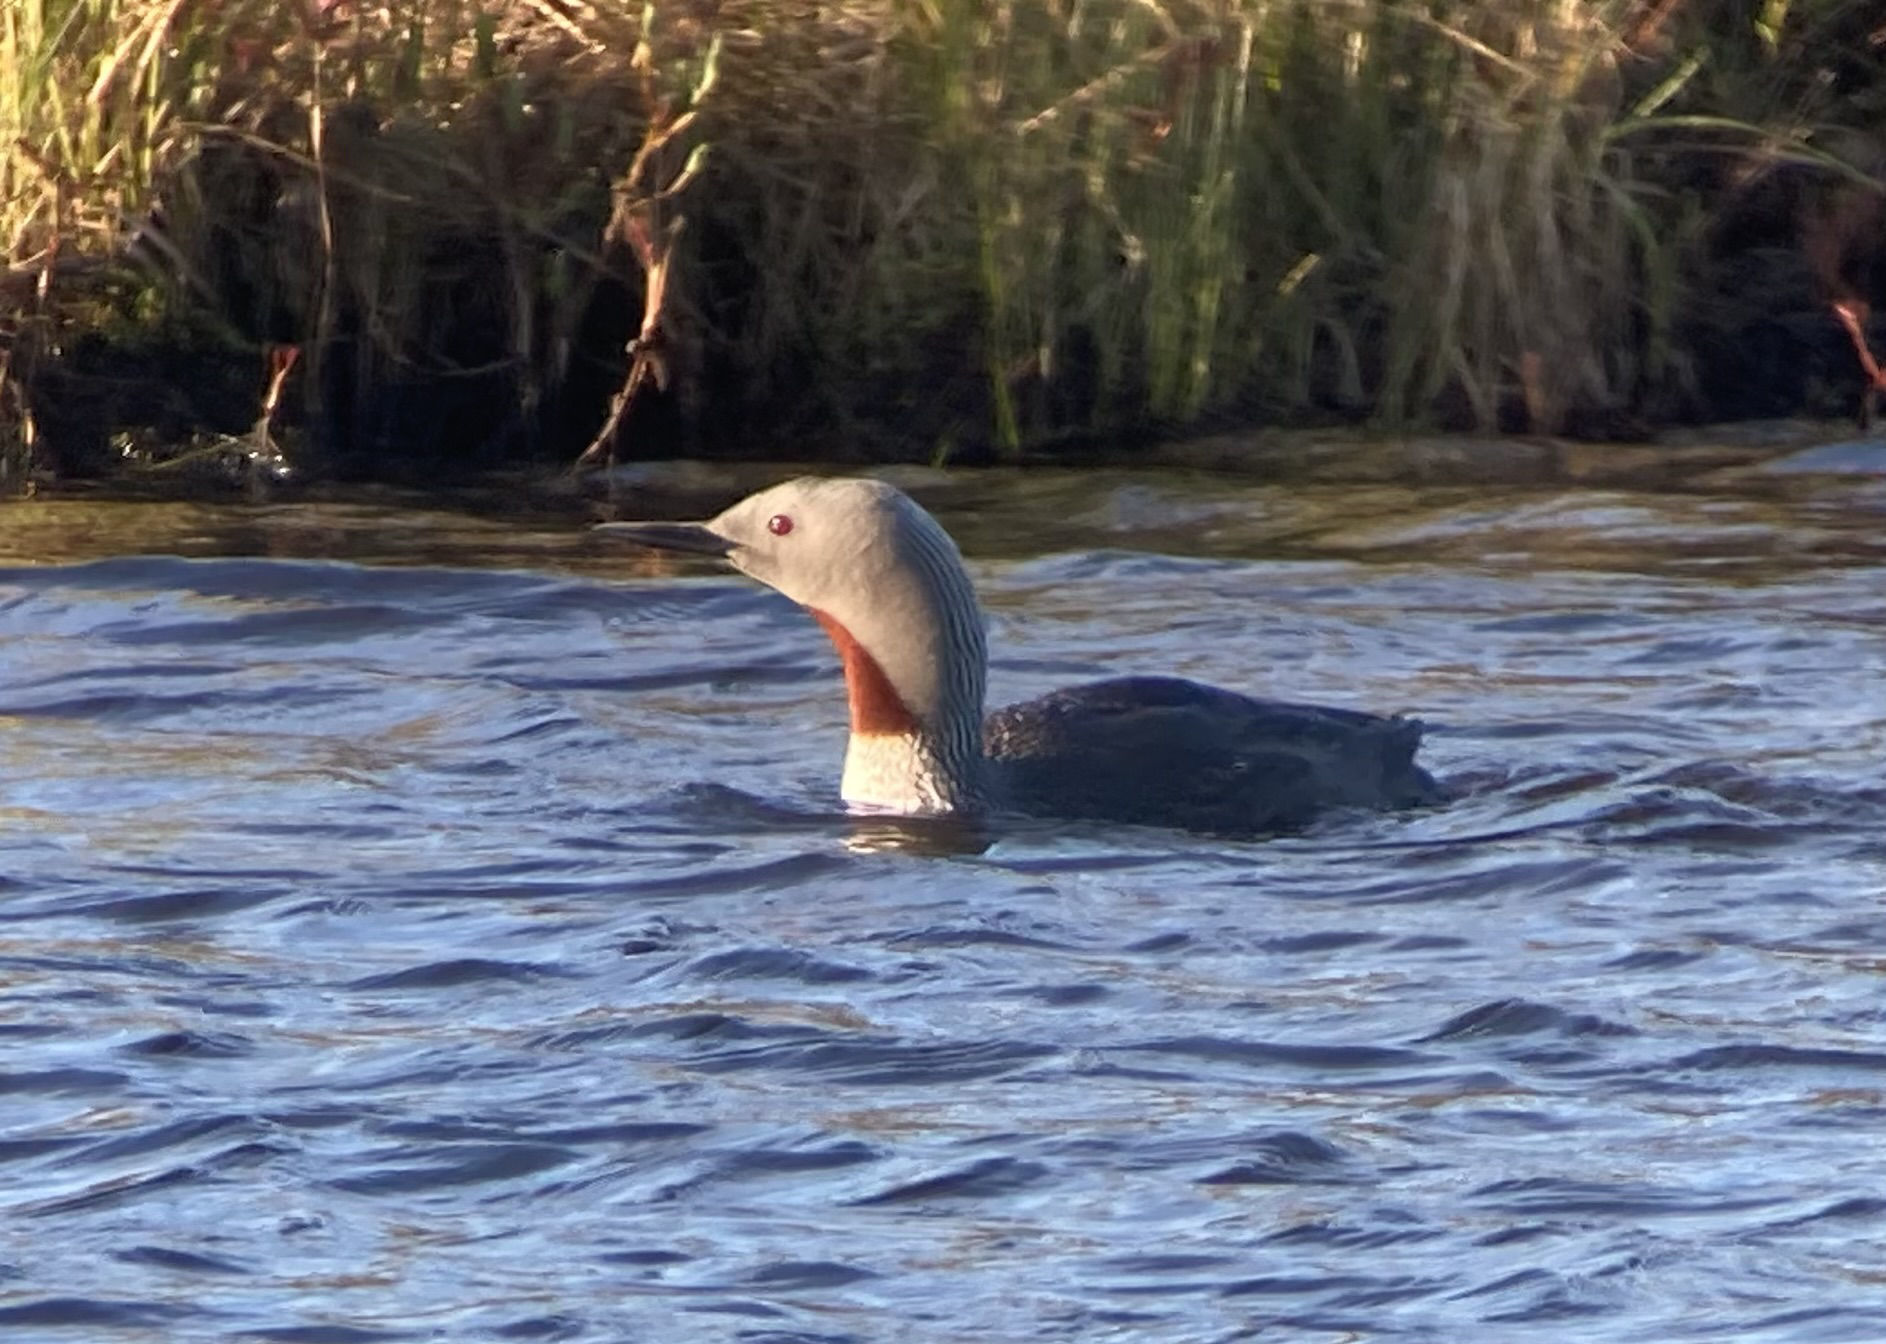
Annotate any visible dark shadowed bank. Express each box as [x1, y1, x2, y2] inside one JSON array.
[[2, 0, 1884, 494]]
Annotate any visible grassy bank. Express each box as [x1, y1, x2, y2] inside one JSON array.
[[2, 0, 1883, 487]]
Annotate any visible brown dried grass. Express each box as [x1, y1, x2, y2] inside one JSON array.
[[3, 0, 1883, 482]]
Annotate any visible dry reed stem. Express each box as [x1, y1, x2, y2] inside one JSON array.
[[1832, 300, 1886, 391], [570, 20, 718, 474]]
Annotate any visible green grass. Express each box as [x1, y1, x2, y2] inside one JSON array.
[[3, 0, 1883, 482]]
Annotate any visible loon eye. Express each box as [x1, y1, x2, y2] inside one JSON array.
[[767, 514, 794, 536]]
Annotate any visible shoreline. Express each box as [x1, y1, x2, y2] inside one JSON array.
[[9, 418, 1882, 520]]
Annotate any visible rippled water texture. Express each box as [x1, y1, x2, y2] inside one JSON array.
[[4, 467, 1886, 1342]]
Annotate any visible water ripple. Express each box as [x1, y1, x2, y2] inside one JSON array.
[[4, 479, 1886, 1339]]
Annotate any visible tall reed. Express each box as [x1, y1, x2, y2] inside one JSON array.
[[906, 0, 1685, 439], [3, 0, 1881, 480]]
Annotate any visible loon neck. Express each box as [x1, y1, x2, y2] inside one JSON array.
[[810, 608, 986, 814]]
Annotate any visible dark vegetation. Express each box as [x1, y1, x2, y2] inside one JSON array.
[[2, 0, 1884, 493]]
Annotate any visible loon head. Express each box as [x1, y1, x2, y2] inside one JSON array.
[[597, 476, 989, 812]]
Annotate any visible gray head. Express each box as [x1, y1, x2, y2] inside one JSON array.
[[597, 477, 988, 745]]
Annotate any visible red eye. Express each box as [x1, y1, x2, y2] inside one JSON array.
[[768, 514, 794, 536]]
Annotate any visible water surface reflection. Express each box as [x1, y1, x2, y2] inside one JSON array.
[[1, 467, 1884, 1341]]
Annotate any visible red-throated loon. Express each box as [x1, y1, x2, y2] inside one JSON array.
[[597, 476, 1444, 834]]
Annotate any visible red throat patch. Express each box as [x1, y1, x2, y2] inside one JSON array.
[[810, 609, 918, 736]]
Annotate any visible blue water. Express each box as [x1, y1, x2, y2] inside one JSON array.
[[2, 472, 1885, 1342]]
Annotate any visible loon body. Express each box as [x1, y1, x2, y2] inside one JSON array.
[[598, 476, 1442, 835]]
